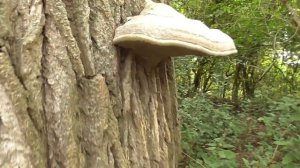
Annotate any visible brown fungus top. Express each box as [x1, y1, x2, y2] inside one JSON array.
[[113, 0, 237, 65]]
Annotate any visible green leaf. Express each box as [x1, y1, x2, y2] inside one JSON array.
[[274, 140, 292, 146], [221, 143, 235, 149], [218, 150, 236, 159], [291, 113, 300, 121], [282, 153, 294, 165], [242, 158, 251, 168], [207, 146, 216, 151]]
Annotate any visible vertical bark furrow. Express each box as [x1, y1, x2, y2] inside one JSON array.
[[119, 53, 134, 162], [79, 75, 111, 167], [63, 0, 95, 77], [10, 0, 45, 104], [14, 0, 46, 134], [0, 85, 32, 168], [160, 60, 180, 168], [120, 54, 151, 168], [43, 16, 83, 168], [119, 53, 179, 168], [46, 0, 84, 77], [89, 0, 115, 73], [130, 60, 151, 168], [156, 79, 171, 168], [138, 67, 161, 167], [89, 0, 123, 123], [0, 50, 46, 167]]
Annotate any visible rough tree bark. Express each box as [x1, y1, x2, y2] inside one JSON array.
[[0, 0, 180, 167]]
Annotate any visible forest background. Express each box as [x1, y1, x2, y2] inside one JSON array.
[[170, 0, 300, 167]]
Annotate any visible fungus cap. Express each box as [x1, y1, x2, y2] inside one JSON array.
[[113, 1, 237, 64]]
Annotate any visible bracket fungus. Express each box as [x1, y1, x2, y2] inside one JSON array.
[[113, 0, 237, 65]]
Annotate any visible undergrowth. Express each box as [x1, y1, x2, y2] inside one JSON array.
[[179, 93, 300, 168]]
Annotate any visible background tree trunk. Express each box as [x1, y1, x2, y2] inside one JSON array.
[[232, 61, 241, 103], [0, 0, 180, 167]]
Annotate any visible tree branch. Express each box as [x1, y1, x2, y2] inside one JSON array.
[[282, 0, 300, 31]]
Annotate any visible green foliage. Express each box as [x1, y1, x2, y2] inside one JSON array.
[[179, 94, 300, 168], [172, 0, 300, 99], [179, 95, 241, 168], [171, 0, 300, 167]]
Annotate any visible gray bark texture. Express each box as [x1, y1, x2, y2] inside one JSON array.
[[0, 0, 180, 167]]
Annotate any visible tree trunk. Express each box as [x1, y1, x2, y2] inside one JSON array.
[[0, 0, 180, 167], [232, 61, 241, 103], [242, 64, 256, 99], [193, 58, 208, 92]]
